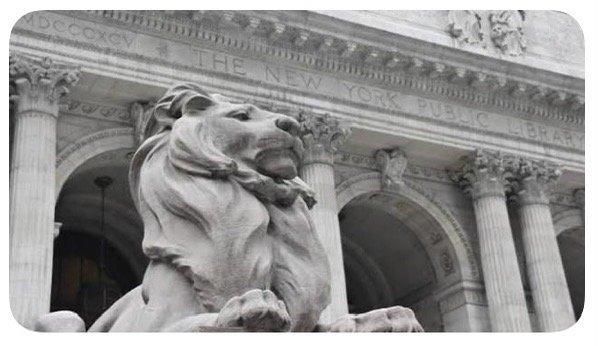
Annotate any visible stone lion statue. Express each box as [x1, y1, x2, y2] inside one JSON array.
[[37, 83, 423, 332]]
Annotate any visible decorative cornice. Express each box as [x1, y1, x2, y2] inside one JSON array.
[[297, 112, 351, 165], [68, 10, 583, 128], [375, 148, 408, 189], [9, 54, 80, 111]]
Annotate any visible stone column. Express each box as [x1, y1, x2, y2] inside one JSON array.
[[298, 112, 351, 324], [9, 55, 80, 329], [451, 150, 531, 332], [512, 159, 575, 331]]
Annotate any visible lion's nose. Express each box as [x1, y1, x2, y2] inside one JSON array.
[[275, 116, 301, 136]]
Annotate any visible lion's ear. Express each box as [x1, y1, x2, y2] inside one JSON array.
[[182, 94, 215, 115]]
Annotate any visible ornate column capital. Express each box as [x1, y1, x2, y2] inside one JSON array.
[[9, 54, 80, 116], [450, 149, 516, 200], [512, 159, 562, 206], [375, 148, 407, 189], [297, 112, 351, 165]]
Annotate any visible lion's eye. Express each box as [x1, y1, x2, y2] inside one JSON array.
[[228, 111, 250, 121]]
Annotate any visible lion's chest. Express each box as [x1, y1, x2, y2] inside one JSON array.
[[198, 183, 276, 309]]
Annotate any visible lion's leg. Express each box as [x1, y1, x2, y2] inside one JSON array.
[[325, 306, 424, 332], [88, 285, 144, 332], [215, 289, 291, 332]]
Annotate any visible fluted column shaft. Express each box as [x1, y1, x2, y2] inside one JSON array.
[[298, 113, 350, 324], [9, 55, 79, 329], [453, 150, 531, 332], [514, 163, 575, 331]]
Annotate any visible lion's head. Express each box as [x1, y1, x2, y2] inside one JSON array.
[[128, 83, 330, 330], [131, 83, 315, 208]]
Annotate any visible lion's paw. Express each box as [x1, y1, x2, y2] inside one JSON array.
[[216, 289, 291, 332], [329, 306, 423, 332]]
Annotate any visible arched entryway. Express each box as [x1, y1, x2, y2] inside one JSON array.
[[53, 140, 146, 327], [554, 209, 585, 321], [336, 172, 485, 332]]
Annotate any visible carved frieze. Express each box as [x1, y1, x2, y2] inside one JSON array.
[[447, 10, 527, 57], [489, 11, 527, 56], [335, 150, 453, 184], [447, 11, 484, 46], [62, 98, 130, 123], [22, 10, 581, 128]]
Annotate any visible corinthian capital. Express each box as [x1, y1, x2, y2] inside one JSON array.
[[450, 149, 516, 200], [511, 158, 562, 205], [298, 112, 351, 165], [375, 148, 408, 188], [9, 54, 80, 114]]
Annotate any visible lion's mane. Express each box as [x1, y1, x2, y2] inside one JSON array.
[[128, 83, 330, 331]]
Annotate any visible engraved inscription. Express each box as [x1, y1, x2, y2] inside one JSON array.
[[18, 12, 135, 49]]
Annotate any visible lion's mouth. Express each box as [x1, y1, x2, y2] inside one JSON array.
[[257, 136, 304, 161], [255, 147, 301, 180]]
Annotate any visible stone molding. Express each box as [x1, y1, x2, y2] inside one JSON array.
[[335, 150, 453, 184], [450, 149, 515, 200], [9, 54, 80, 115], [553, 208, 584, 236], [335, 149, 578, 207], [436, 281, 487, 314], [61, 98, 131, 124], [374, 148, 408, 189], [298, 112, 351, 165], [58, 10, 584, 127], [55, 127, 135, 200]]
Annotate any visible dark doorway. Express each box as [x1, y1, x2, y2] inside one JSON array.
[[50, 231, 139, 328]]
